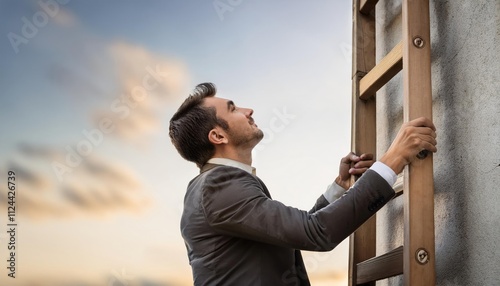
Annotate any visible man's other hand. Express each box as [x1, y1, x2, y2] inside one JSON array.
[[380, 117, 437, 174], [335, 152, 374, 190]]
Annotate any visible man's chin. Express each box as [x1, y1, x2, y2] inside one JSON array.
[[247, 131, 264, 149], [255, 129, 264, 141]]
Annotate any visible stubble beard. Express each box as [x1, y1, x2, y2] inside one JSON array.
[[228, 127, 264, 149]]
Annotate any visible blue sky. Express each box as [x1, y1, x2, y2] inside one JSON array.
[[0, 1, 354, 285]]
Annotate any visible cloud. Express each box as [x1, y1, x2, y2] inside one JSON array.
[[44, 38, 189, 145], [8, 161, 53, 190], [0, 147, 151, 220], [1, 3, 188, 220], [29, 6, 190, 145], [92, 41, 188, 144], [63, 155, 151, 215]]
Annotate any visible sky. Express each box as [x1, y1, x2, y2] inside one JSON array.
[[0, 1, 355, 285]]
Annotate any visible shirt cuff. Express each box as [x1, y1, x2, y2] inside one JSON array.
[[370, 161, 397, 187], [323, 182, 347, 203]]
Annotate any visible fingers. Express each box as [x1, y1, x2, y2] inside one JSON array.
[[413, 126, 437, 138], [350, 153, 374, 175], [421, 141, 437, 153], [411, 130, 438, 154], [414, 133, 437, 146], [342, 152, 373, 163], [338, 152, 373, 182], [349, 167, 369, 175], [359, 153, 374, 160], [340, 152, 374, 179], [341, 153, 374, 168], [406, 117, 436, 131], [354, 159, 374, 169], [348, 153, 361, 163], [404, 126, 436, 141], [341, 152, 360, 164]]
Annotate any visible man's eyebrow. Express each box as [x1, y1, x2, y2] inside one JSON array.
[[227, 100, 235, 110]]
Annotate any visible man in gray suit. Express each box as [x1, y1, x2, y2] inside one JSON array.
[[169, 83, 437, 285]]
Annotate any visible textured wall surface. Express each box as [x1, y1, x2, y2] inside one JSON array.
[[374, 0, 500, 285]]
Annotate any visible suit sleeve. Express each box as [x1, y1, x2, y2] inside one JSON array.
[[308, 183, 347, 213], [308, 195, 330, 214], [201, 166, 395, 251]]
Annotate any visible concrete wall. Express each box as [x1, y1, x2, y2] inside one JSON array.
[[375, 0, 500, 285]]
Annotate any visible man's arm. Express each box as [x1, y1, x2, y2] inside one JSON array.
[[201, 166, 394, 252], [201, 117, 436, 251]]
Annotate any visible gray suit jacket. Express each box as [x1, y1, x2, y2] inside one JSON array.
[[181, 164, 395, 285]]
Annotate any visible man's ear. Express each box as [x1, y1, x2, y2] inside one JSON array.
[[208, 127, 228, 145]]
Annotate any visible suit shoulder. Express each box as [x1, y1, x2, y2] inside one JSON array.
[[200, 165, 254, 185]]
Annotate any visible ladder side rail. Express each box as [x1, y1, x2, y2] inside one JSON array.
[[348, 0, 377, 285], [402, 0, 436, 285]]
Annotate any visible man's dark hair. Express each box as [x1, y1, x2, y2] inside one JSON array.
[[169, 83, 229, 168]]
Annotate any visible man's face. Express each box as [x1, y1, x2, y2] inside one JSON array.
[[203, 97, 264, 148]]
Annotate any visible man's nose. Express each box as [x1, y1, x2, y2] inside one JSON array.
[[242, 108, 253, 117]]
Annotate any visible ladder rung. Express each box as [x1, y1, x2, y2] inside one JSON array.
[[359, 41, 403, 100], [356, 246, 403, 284], [359, 0, 379, 15]]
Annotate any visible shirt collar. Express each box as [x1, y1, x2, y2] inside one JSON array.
[[207, 158, 256, 175]]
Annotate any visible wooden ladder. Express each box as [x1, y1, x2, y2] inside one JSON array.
[[348, 0, 435, 285]]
